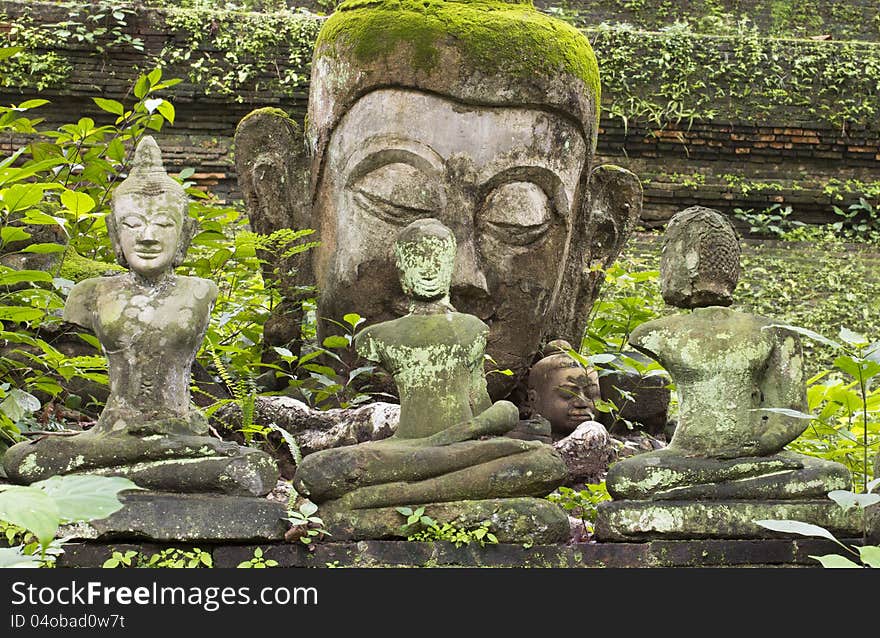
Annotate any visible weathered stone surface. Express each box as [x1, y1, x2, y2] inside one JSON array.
[[58, 538, 859, 568], [60, 492, 289, 542], [322, 497, 570, 545], [2, 137, 278, 497], [293, 220, 566, 535], [213, 396, 399, 476], [235, 0, 642, 402], [594, 499, 864, 541], [660, 205, 740, 309], [607, 450, 851, 501], [553, 420, 623, 487], [598, 206, 853, 540]]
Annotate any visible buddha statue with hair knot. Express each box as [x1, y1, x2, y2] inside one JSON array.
[[595, 206, 859, 541], [3, 137, 279, 498]]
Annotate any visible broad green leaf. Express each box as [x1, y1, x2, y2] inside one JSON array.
[[0, 269, 54, 285], [21, 242, 65, 254], [343, 312, 364, 328], [0, 388, 40, 422], [2, 183, 47, 212], [0, 46, 23, 61], [133, 74, 150, 99], [107, 138, 125, 163], [753, 407, 815, 420], [272, 346, 294, 359], [0, 486, 60, 547], [156, 100, 175, 124], [0, 157, 66, 187], [60, 189, 96, 216], [92, 97, 124, 116], [0, 306, 43, 322], [587, 353, 618, 365], [0, 226, 31, 244], [753, 519, 839, 542], [858, 545, 880, 567], [301, 501, 318, 518], [322, 335, 350, 349], [809, 554, 862, 568], [147, 68, 162, 85], [838, 327, 868, 347], [33, 475, 141, 523], [0, 546, 41, 568], [828, 490, 880, 511], [20, 210, 67, 231]]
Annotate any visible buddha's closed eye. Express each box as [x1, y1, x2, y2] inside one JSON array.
[[350, 162, 441, 225]]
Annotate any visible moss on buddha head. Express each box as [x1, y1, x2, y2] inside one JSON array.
[[307, 0, 601, 187]]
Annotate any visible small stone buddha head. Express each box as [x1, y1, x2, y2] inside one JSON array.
[[527, 339, 601, 436], [107, 136, 197, 280], [395, 218, 457, 304], [660, 206, 741, 309]]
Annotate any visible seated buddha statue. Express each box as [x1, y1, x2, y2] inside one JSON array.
[[2, 137, 278, 497], [292, 218, 569, 541], [605, 206, 851, 501]]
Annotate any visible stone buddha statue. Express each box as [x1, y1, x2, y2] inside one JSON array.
[[3, 137, 278, 497], [292, 219, 570, 542], [234, 0, 643, 402], [596, 207, 856, 540]]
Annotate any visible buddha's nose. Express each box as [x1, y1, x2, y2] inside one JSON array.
[[451, 236, 488, 296]]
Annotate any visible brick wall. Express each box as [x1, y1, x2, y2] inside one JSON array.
[[2, 0, 878, 230]]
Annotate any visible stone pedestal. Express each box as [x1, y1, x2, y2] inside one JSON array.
[[61, 491, 289, 542], [594, 499, 865, 541], [323, 497, 570, 545]]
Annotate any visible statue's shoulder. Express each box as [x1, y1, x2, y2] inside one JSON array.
[[64, 274, 126, 328], [175, 275, 219, 303], [451, 312, 489, 336]]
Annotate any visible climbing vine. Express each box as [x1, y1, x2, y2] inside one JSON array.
[[155, 7, 322, 100]]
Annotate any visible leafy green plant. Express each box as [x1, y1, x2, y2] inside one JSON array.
[[831, 198, 880, 238], [763, 325, 880, 490], [237, 547, 278, 568], [546, 483, 611, 536], [755, 480, 880, 568], [396, 506, 499, 548], [103, 546, 214, 568], [733, 204, 804, 238], [284, 501, 330, 546], [0, 474, 140, 566]]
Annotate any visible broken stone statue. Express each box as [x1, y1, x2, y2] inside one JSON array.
[[292, 219, 570, 544], [595, 206, 860, 541], [2, 137, 284, 541], [234, 0, 643, 404], [525, 340, 666, 488]]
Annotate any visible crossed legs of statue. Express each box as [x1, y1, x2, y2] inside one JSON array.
[[293, 400, 568, 510]]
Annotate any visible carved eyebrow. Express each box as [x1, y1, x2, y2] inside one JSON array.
[[344, 137, 444, 185], [478, 167, 570, 218]]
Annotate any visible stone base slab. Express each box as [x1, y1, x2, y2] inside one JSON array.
[[324, 497, 570, 545], [595, 499, 869, 541], [60, 491, 289, 542], [56, 538, 864, 568]]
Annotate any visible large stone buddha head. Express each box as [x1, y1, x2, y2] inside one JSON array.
[[236, 0, 641, 399]]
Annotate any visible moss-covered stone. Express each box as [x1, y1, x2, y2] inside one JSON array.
[[318, 0, 599, 99]]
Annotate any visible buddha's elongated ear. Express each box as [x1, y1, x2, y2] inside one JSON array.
[[173, 213, 198, 268], [105, 212, 128, 269], [548, 164, 642, 347]]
